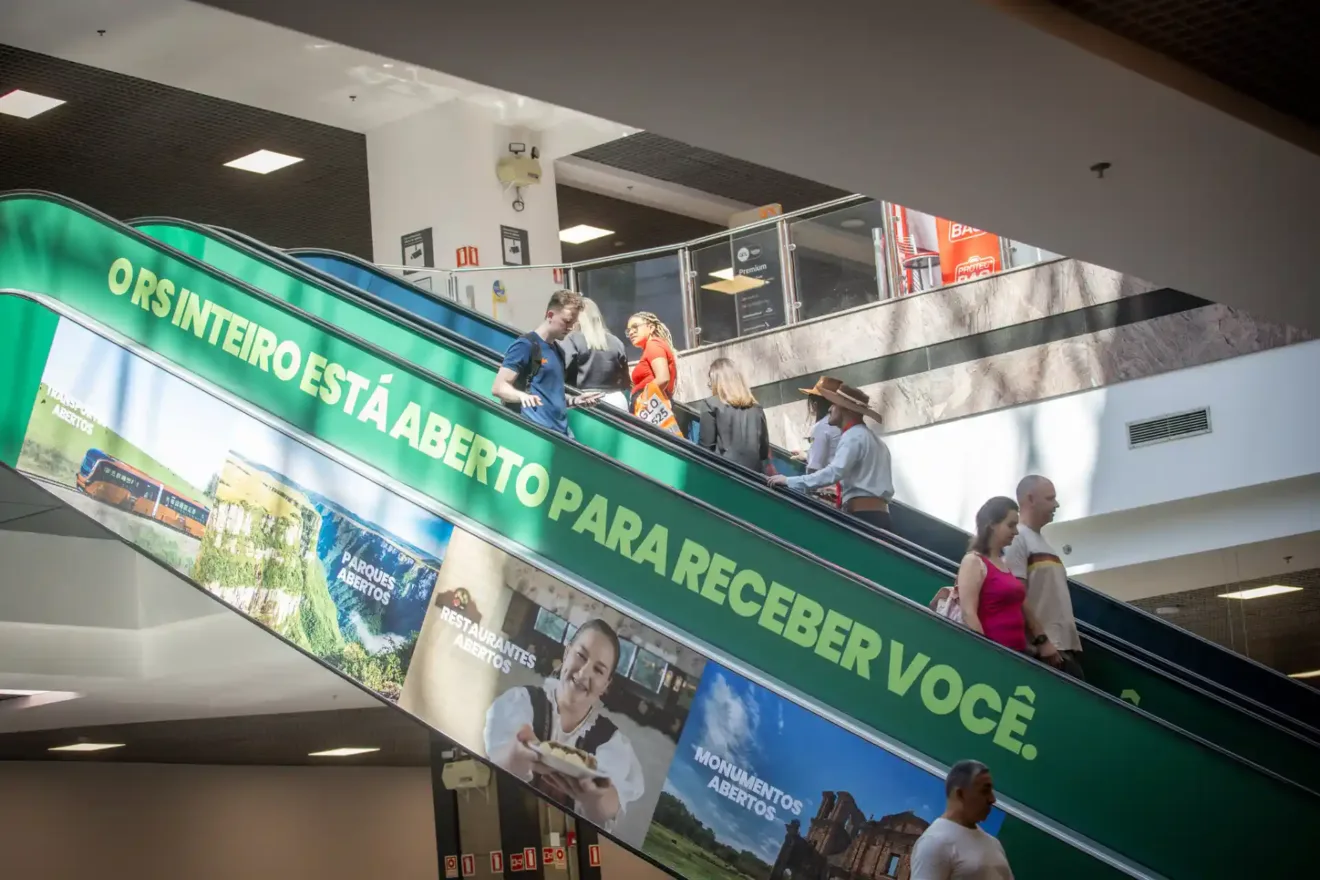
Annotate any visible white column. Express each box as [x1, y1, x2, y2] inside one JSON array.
[[366, 101, 565, 332]]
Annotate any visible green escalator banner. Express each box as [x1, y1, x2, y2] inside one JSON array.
[[1, 194, 1314, 878], [134, 219, 1320, 802], [0, 295, 1121, 880]]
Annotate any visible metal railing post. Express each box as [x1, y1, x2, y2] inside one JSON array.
[[879, 201, 903, 299], [777, 217, 798, 326], [678, 247, 698, 349]]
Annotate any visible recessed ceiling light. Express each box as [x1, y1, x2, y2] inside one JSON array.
[[709, 268, 734, 280], [0, 89, 66, 119], [1153, 606, 1181, 616], [840, 218, 867, 229], [309, 747, 380, 757], [1218, 584, 1302, 600], [1289, 669, 1320, 679], [49, 743, 125, 752], [307, 43, 332, 50], [224, 149, 304, 175], [0, 689, 50, 696], [559, 225, 614, 244], [383, 63, 394, 69]]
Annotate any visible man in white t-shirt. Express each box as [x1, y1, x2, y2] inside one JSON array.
[[911, 760, 1013, 880], [1004, 474, 1084, 680]]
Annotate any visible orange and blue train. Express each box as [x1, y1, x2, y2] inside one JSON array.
[[75, 448, 210, 538]]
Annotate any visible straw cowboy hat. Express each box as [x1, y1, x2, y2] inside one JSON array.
[[799, 376, 885, 423]]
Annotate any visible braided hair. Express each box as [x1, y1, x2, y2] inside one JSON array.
[[631, 312, 673, 347], [630, 311, 677, 392]]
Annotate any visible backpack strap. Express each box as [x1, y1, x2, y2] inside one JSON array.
[[505, 333, 544, 413], [577, 713, 618, 757], [524, 685, 552, 742]]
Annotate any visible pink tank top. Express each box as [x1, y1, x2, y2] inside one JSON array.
[[976, 554, 1028, 652]]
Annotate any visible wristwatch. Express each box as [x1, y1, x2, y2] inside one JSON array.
[[1032, 634, 1049, 647]]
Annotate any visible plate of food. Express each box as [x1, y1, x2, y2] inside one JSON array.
[[531, 741, 611, 781]]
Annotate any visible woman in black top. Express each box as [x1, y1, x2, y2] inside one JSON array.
[[562, 298, 629, 409], [698, 358, 771, 473]]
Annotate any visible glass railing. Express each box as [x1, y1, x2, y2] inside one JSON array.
[[377, 196, 1065, 351]]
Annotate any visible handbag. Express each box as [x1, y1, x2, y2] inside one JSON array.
[[930, 586, 964, 624], [633, 381, 685, 438]]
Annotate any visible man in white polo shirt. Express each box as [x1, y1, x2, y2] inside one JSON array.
[[1004, 475, 1084, 680]]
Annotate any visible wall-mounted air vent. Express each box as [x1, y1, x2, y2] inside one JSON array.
[[1127, 408, 1211, 449]]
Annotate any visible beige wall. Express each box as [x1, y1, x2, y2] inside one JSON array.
[[0, 762, 437, 880]]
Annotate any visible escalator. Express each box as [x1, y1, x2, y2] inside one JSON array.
[[1, 191, 1316, 879], [290, 245, 1320, 745], [128, 212, 1320, 790]]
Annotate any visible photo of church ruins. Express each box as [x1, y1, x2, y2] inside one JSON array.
[[770, 791, 929, 880]]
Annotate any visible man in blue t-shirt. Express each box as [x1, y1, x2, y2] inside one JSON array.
[[491, 289, 601, 435]]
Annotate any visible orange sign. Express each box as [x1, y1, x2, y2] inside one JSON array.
[[456, 245, 479, 267], [935, 217, 1001, 285], [554, 847, 566, 868], [510, 853, 525, 872], [633, 382, 684, 437], [444, 855, 459, 879], [588, 845, 601, 867]]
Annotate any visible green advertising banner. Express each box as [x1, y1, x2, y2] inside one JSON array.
[[133, 218, 1320, 800], [0, 303, 1122, 880], [1, 193, 1315, 878]]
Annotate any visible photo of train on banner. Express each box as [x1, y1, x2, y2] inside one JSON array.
[[75, 448, 211, 538]]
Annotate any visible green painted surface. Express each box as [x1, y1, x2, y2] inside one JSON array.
[[0, 297, 60, 467], [1, 193, 1314, 878]]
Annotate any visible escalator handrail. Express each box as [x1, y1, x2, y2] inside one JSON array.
[[1, 284, 1161, 879], [270, 240, 1320, 747]]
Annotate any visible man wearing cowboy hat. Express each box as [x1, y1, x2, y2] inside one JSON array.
[[768, 377, 895, 531]]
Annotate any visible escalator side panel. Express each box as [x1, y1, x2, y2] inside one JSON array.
[[0, 300, 1123, 880], [0, 296, 60, 463], [163, 224, 1320, 796], [3, 195, 1316, 879]]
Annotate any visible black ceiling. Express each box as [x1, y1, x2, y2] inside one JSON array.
[[0, 708, 432, 766], [1049, 0, 1320, 130], [557, 183, 724, 261], [575, 132, 852, 211], [0, 43, 372, 256], [1133, 567, 1320, 684]]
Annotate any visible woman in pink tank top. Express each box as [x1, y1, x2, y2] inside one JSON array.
[[956, 496, 1059, 662]]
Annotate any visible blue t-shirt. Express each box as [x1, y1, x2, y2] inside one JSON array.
[[501, 333, 570, 435]]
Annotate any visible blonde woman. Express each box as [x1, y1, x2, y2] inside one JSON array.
[[563, 298, 629, 410], [698, 358, 771, 473]]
